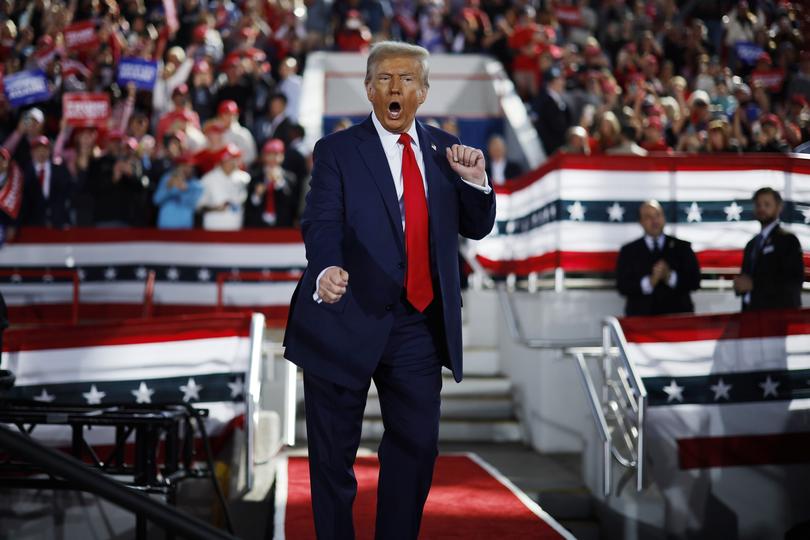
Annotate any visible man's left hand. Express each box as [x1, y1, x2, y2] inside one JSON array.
[[446, 144, 486, 187]]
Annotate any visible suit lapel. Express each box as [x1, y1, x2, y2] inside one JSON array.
[[356, 115, 405, 253]]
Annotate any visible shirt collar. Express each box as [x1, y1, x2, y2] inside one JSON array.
[[760, 220, 779, 240], [371, 112, 420, 156], [644, 234, 664, 250]]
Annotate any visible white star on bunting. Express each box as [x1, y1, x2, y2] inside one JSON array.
[[759, 375, 780, 398], [131, 382, 155, 404], [505, 221, 516, 234], [663, 380, 685, 402], [33, 389, 56, 402], [710, 378, 732, 401], [179, 378, 203, 402], [606, 202, 625, 222], [135, 266, 148, 280], [83, 384, 106, 405], [685, 202, 703, 223], [198, 268, 211, 281], [77, 269, 86, 281], [802, 207, 810, 225], [724, 201, 743, 221], [104, 267, 117, 280], [228, 378, 245, 398], [567, 201, 586, 221], [166, 267, 180, 281]]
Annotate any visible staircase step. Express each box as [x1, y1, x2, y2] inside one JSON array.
[[295, 418, 524, 442], [456, 348, 501, 376], [297, 375, 513, 401], [363, 396, 515, 420]]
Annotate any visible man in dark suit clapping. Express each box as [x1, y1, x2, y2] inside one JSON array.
[[616, 200, 701, 316], [733, 187, 804, 311]]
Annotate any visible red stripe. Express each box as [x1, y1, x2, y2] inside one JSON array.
[[493, 153, 810, 195], [3, 312, 255, 351], [8, 227, 303, 244], [476, 250, 810, 276], [6, 303, 290, 330], [620, 308, 810, 343], [678, 432, 810, 469]]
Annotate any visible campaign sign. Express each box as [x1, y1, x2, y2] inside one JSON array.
[[3, 70, 51, 108], [117, 58, 158, 90], [735, 42, 764, 65], [62, 92, 111, 128], [64, 21, 99, 51]]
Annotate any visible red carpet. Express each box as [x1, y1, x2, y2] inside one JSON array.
[[276, 453, 572, 539]]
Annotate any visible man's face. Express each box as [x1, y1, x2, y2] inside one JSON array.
[[366, 56, 427, 133], [754, 193, 781, 225], [488, 138, 506, 160], [32, 145, 49, 163], [639, 203, 665, 237]]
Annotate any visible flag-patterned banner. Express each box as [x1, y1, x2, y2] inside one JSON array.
[[1, 313, 256, 450], [618, 309, 810, 537], [473, 153, 810, 276], [0, 228, 306, 325]]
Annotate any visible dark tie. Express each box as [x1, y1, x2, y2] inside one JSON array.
[[651, 238, 662, 259], [398, 133, 433, 312]]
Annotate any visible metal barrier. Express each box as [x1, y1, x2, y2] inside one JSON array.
[[0, 269, 80, 324], [567, 319, 647, 497]]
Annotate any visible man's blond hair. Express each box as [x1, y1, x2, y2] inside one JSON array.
[[365, 41, 430, 88]]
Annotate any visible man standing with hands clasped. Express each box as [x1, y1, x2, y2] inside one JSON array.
[[733, 187, 804, 311], [616, 200, 701, 316], [283, 42, 496, 539]]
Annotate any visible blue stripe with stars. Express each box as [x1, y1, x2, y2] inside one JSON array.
[[644, 368, 810, 407], [0, 265, 304, 284], [494, 200, 810, 233], [8, 373, 246, 404]]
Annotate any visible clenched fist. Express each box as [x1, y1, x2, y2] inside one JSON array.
[[319, 266, 349, 303]]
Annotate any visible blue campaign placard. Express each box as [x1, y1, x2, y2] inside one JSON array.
[[734, 42, 764, 65], [3, 70, 52, 108], [117, 58, 158, 90]]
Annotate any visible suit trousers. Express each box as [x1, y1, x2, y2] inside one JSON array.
[[303, 297, 444, 540]]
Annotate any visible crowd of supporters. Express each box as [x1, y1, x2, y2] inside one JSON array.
[[0, 0, 807, 236]]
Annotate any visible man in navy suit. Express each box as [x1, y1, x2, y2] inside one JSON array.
[[616, 200, 701, 316], [283, 42, 496, 539], [20, 136, 74, 228], [733, 187, 804, 310]]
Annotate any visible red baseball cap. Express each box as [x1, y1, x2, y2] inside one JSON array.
[[31, 135, 50, 148], [218, 100, 239, 116], [263, 138, 285, 154], [223, 143, 242, 159], [760, 113, 780, 126], [646, 116, 663, 130], [193, 60, 211, 74], [172, 83, 189, 97]]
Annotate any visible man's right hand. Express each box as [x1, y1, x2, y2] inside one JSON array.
[[318, 266, 349, 303], [733, 274, 753, 294]]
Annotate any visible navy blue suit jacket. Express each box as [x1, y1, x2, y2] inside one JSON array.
[[283, 115, 496, 389]]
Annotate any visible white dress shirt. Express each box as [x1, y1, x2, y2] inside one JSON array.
[[743, 220, 779, 304], [313, 114, 491, 303], [640, 234, 678, 294]]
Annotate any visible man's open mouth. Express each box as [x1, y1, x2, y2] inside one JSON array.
[[387, 101, 402, 119]]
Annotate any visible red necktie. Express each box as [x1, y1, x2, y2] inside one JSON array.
[[263, 175, 276, 223], [37, 166, 45, 189], [398, 133, 433, 312]]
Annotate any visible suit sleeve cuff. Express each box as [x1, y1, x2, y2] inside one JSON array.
[[641, 276, 653, 295], [312, 266, 336, 304], [667, 270, 678, 288], [461, 173, 491, 194]]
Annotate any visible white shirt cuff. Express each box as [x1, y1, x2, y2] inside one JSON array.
[[667, 270, 678, 288], [641, 276, 653, 295], [462, 173, 491, 194], [312, 266, 335, 304]]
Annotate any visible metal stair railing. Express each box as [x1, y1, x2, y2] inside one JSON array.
[[567, 318, 647, 497], [0, 423, 236, 540]]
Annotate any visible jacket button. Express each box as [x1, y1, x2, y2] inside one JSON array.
[[385, 304, 393, 311]]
